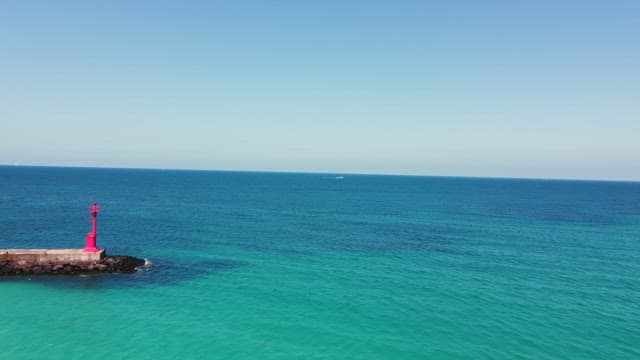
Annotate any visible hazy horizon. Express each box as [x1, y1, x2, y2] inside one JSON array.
[[2, 163, 639, 183]]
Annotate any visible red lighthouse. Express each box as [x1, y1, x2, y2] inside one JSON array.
[[84, 203, 100, 253]]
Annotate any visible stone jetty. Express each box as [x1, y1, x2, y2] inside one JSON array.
[[0, 249, 145, 276], [1, 203, 145, 276]]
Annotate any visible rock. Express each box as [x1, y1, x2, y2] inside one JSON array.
[[105, 256, 146, 273]]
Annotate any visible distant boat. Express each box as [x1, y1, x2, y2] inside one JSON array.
[[335, 176, 344, 180]]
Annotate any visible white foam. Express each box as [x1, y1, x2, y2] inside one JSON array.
[[135, 258, 153, 271]]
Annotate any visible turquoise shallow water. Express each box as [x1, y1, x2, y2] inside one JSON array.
[[1, 166, 639, 359]]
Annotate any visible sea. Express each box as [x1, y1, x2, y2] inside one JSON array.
[[1, 166, 639, 359]]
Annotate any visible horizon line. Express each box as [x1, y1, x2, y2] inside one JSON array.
[[1, 163, 639, 184]]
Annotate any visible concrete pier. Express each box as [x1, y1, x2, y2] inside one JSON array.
[[1, 203, 145, 276], [0, 249, 144, 276], [0, 249, 105, 264]]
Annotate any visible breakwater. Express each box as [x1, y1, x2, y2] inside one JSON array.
[[0, 249, 145, 276]]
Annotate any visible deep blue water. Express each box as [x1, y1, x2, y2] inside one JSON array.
[[1, 166, 639, 359]]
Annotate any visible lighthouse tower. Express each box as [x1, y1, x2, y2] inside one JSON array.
[[84, 203, 100, 253]]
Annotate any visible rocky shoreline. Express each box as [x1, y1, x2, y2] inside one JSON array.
[[0, 255, 146, 276]]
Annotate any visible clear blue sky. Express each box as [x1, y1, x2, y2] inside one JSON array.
[[1, 1, 638, 180]]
